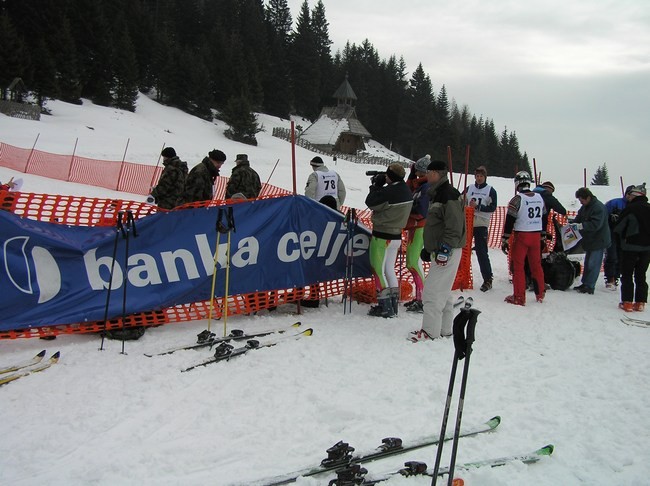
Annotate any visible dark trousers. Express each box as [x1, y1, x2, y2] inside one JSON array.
[[620, 250, 650, 303], [603, 232, 621, 280], [473, 226, 492, 281]]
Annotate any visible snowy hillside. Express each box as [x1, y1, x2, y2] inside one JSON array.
[[1, 96, 649, 486]]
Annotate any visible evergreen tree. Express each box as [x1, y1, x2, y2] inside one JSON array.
[[289, 1, 320, 118], [310, 0, 333, 105], [591, 164, 610, 185], [222, 95, 261, 145], [112, 25, 140, 112], [398, 63, 435, 159], [0, 13, 27, 100], [54, 17, 83, 104], [31, 39, 59, 109]]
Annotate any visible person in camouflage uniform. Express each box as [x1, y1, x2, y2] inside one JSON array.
[[150, 147, 188, 209], [180, 149, 226, 204], [225, 154, 262, 199]]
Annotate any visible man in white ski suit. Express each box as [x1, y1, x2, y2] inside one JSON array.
[[304, 156, 346, 208]]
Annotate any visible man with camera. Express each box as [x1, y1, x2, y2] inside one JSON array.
[[410, 160, 467, 342], [364, 163, 413, 318]]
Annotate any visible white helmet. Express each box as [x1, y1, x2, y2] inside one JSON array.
[[514, 171, 532, 189]]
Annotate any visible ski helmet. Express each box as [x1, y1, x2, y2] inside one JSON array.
[[514, 171, 532, 190]]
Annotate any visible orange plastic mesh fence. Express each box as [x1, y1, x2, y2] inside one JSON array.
[[0, 188, 477, 339]]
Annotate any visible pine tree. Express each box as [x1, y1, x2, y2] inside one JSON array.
[[222, 95, 261, 145], [112, 25, 140, 112], [591, 164, 610, 185], [0, 13, 27, 100], [289, 1, 320, 118]]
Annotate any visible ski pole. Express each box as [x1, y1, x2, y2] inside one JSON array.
[[343, 209, 354, 314], [347, 208, 356, 314], [445, 308, 480, 485], [99, 211, 125, 351], [431, 308, 472, 484], [119, 211, 136, 355], [221, 207, 236, 338], [207, 208, 223, 333]]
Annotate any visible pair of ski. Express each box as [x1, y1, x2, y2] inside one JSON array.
[[0, 350, 61, 386], [181, 327, 313, 372], [145, 321, 304, 357], [328, 444, 554, 485], [621, 315, 650, 328], [254, 416, 551, 485]]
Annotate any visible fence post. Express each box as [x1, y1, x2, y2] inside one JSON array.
[[67, 138, 79, 182], [116, 138, 130, 191], [25, 133, 40, 173]]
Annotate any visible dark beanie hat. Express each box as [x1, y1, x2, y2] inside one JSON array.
[[427, 160, 447, 172], [310, 156, 324, 167], [208, 149, 227, 162], [161, 147, 176, 158], [386, 163, 406, 181], [541, 181, 555, 192]]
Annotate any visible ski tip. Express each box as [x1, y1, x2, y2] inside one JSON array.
[[537, 444, 554, 456], [50, 351, 61, 360], [36, 350, 47, 358], [302, 328, 314, 336], [487, 416, 501, 429], [291, 321, 302, 327]]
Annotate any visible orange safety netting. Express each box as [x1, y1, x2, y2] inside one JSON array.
[[0, 188, 476, 340]]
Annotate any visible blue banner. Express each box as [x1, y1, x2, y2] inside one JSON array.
[[0, 196, 371, 331]]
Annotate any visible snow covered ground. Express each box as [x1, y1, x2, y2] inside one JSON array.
[[1, 96, 649, 486]]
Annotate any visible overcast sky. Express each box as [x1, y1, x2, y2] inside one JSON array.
[[287, 0, 650, 189]]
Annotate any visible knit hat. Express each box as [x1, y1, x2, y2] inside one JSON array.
[[427, 160, 447, 172], [386, 163, 406, 181], [235, 154, 248, 163], [161, 147, 176, 158], [414, 155, 431, 173], [627, 183, 647, 198], [475, 165, 487, 176], [540, 181, 555, 193], [208, 149, 227, 162], [624, 185, 635, 195], [310, 156, 324, 167]]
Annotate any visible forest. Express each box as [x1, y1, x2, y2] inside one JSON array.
[[0, 0, 532, 176]]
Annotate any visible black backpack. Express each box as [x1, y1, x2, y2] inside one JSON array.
[[542, 252, 578, 291], [103, 326, 146, 341]]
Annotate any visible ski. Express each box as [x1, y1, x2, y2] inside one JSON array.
[[331, 444, 554, 485], [621, 315, 650, 327], [621, 316, 650, 328], [145, 321, 302, 357], [0, 350, 46, 375], [254, 416, 500, 485], [0, 351, 61, 386], [181, 328, 313, 372]]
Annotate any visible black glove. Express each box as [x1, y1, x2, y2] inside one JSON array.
[[501, 235, 510, 255], [420, 248, 431, 262], [609, 213, 620, 225], [372, 173, 387, 187]]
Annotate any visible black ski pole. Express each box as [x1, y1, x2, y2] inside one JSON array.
[[445, 308, 480, 485], [119, 211, 137, 355], [431, 307, 472, 483], [343, 209, 355, 314], [347, 208, 356, 314], [99, 211, 125, 351]]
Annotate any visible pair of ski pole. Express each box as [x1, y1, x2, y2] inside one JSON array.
[[99, 210, 137, 354], [342, 208, 357, 314], [432, 305, 481, 485], [206, 207, 236, 338]]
